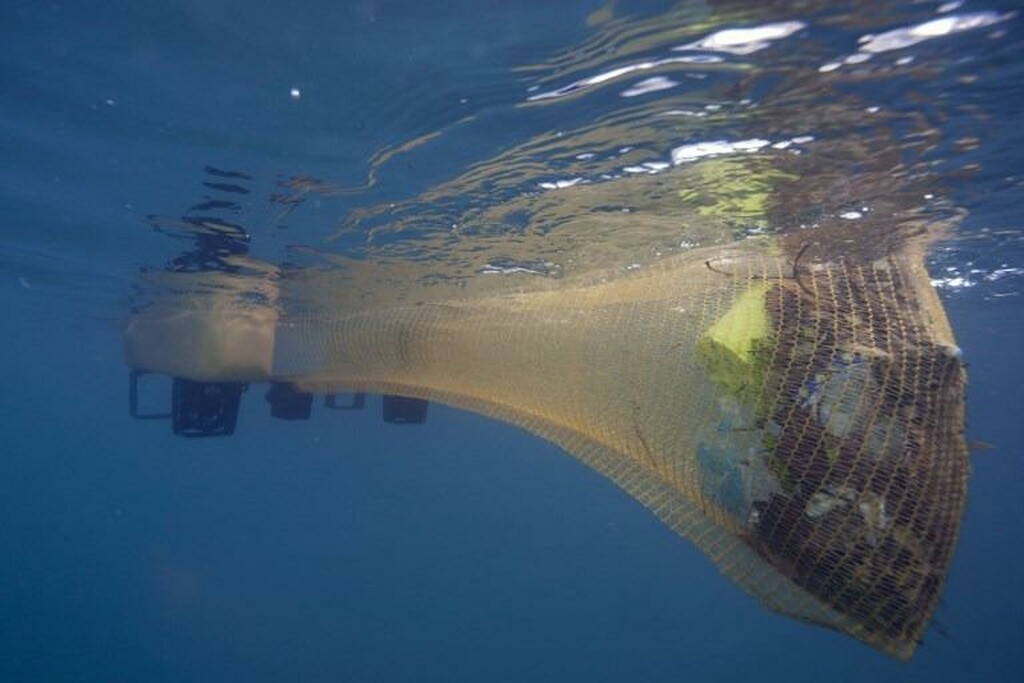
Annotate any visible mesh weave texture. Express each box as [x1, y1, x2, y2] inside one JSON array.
[[261, 233, 968, 659]]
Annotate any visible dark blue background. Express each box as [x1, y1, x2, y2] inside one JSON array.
[[2, 1, 1022, 680]]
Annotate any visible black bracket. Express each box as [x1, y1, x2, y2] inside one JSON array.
[[325, 393, 366, 411], [382, 395, 428, 424], [128, 370, 172, 420]]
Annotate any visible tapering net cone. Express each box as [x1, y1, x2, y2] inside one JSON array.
[[229, 232, 966, 660]]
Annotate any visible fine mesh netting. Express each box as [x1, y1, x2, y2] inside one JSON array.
[[117, 1, 975, 659], [123, 213, 967, 659], [251, 229, 966, 659]]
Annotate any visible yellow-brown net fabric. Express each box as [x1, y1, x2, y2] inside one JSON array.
[[268, 231, 966, 659]]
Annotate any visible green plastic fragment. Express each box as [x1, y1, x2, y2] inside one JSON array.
[[697, 283, 769, 403]]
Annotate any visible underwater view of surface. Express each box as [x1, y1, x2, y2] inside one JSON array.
[[2, 0, 1023, 681]]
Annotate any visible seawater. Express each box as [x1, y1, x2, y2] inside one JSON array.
[[2, 1, 1022, 681]]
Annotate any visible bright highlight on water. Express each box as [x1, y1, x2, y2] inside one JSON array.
[[113, 3, 1016, 660]]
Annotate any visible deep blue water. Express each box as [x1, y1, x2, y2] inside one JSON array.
[[2, 1, 1023, 681]]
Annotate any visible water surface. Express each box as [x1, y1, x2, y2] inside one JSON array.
[[2, 1, 1022, 681]]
